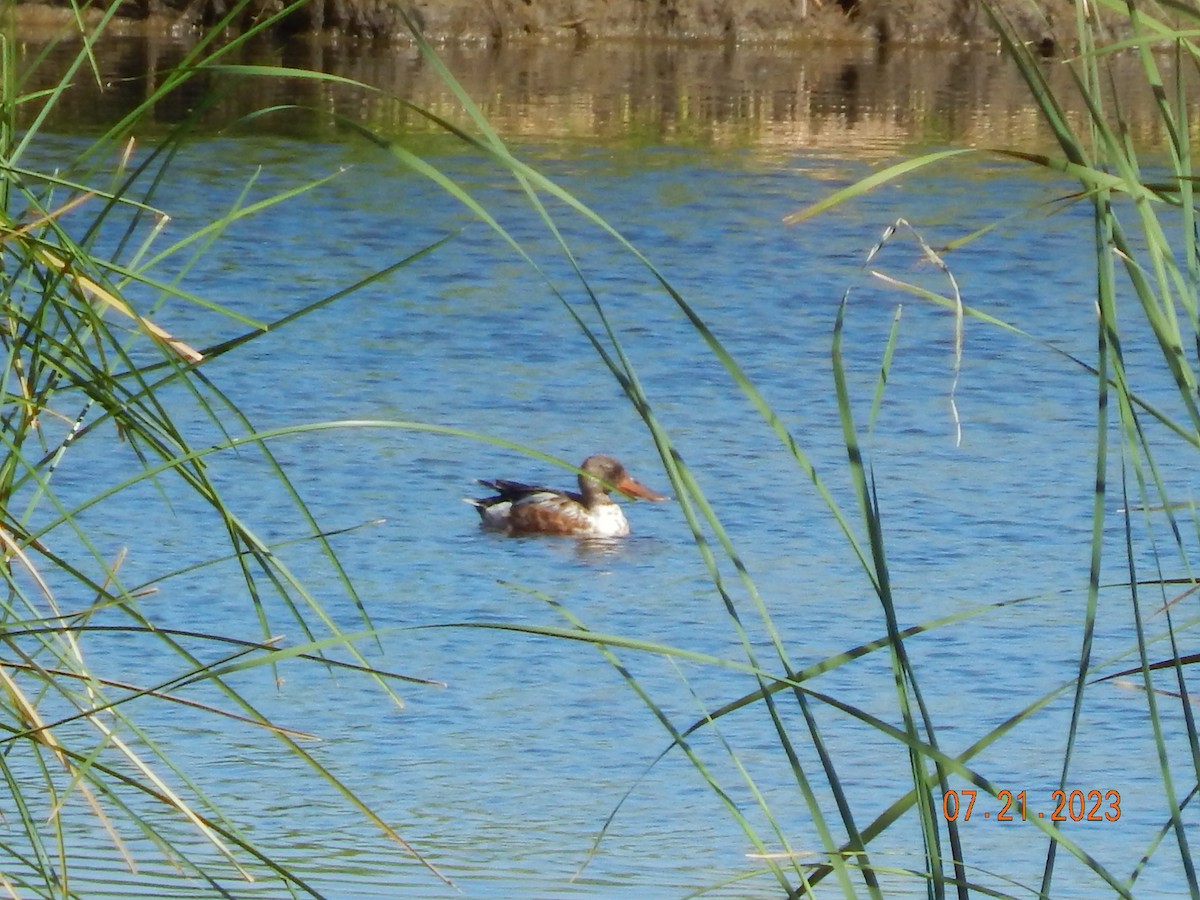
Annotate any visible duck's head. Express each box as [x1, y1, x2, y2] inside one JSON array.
[[579, 454, 668, 504]]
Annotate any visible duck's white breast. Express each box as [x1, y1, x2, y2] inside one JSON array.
[[587, 503, 630, 537]]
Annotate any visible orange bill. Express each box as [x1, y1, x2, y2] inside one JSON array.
[[616, 475, 669, 502]]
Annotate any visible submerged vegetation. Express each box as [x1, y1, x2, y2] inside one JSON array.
[[4, 0, 1200, 898]]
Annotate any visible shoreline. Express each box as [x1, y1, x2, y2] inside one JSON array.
[[6, 1, 1100, 49]]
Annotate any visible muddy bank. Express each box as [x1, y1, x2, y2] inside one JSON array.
[[399, 0, 1086, 46], [9, 0, 1122, 47]]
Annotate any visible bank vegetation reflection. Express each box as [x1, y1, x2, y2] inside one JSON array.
[[15, 34, 1193, 157]]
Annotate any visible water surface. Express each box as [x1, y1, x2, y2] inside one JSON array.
[[8, 35, 1199, 899]]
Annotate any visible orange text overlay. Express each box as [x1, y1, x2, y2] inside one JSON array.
[[942, 789, 1121, 822]]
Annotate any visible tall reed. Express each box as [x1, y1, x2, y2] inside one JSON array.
[[0, 2, 452, 895], [9, 0, 1200, 896], [370, 2, 1200, 898]]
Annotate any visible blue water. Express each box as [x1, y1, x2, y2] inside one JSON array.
[[12, 97, 1200, 898]]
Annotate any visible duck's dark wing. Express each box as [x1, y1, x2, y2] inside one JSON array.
[[477, 479, 583, 505]]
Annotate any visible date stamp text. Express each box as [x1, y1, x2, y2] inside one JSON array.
[[942, 789, 1121, 822]]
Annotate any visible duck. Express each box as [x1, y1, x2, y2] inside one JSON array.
[[467, 454, 667, 538]]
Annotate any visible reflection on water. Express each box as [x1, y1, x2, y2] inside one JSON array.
[[12, 33, 1195, 157]]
